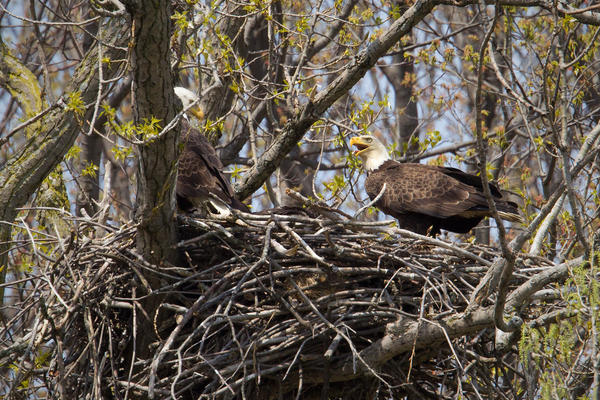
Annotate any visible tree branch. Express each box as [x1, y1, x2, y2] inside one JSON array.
[[234, 0, 438, 200], [0, 18, 128, 301]]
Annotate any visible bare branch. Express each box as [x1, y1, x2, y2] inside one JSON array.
[[234, 0, 437, 199]]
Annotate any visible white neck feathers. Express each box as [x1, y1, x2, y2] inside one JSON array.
[[363, 150, 390, 172]]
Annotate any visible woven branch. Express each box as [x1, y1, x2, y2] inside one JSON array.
[[1, 209, 577, 399]]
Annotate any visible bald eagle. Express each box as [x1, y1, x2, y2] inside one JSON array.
[[350, 135, 521, 236], [175, 87, 248, 215]]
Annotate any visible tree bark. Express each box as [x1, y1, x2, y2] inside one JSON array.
[[127, 0, 179, 265]]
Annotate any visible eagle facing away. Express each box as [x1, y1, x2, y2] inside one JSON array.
[[174, 87, 248, 215], [350, 135, 521, 236]]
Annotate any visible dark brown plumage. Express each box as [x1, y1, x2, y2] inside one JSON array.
[[350, 135, 521, 236], [174, 87, 247, 215], [365, 161, 520, 235], [176, 119, 248, 214]]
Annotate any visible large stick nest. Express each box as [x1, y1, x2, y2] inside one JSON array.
[[4, 209, 572, 399]]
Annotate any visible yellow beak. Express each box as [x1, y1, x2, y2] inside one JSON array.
[[350, 136, 368, 156], [189, 106, 205, 121]]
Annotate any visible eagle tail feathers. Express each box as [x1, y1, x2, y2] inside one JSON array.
[[497, 210, 524, 224], [494, 199, 523, 223]]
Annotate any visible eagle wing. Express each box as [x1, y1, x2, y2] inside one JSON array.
[[365, 162, 485, 219], [177, 119, 246, 212]]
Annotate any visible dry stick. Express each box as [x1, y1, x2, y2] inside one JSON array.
[[50, 313, 66, 399], [286, 277, 390, 388], [171, 334, 186, 399], [124, 285, 137, 400], [224, 317, 249, 397], [198, 352, 236, 396], [256, 260, 312, 328], [116, 380, 170, 396], [222, 222, 274, 315], [7, 310, 44, 396], [211, 364, 291, 397], [20, 219, 71, 311], [324, 333, 343, 360], [391, 228, 492, 267], [354, 182, 386, 219], [295, 362, 304, 400], [407, 279, 429, 381], [278, 221, 329, 265], [148, 287, 211, 396], [57, 261, 97, 330], [84, 308, 102, 399], [283, 338, 309, 380]]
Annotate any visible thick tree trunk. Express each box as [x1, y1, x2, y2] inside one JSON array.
[[126, 1, 179, 377], [127, 0, 179, 266]]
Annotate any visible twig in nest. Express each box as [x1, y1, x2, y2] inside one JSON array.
[[354, 182, 386, 219]]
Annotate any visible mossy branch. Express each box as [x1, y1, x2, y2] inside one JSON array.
[[0, 19, 128, 302], [0, 37, 45, 128]]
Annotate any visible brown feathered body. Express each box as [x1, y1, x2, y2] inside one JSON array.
[[365, 161, 520, 235], [177, 119, 248, 214]]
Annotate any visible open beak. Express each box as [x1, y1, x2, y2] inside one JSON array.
[[350, 137, 369, 156]]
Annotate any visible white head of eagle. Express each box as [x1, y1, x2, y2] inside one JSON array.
[[174, 86, 204, 121], [349, 135, 390, 172]]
